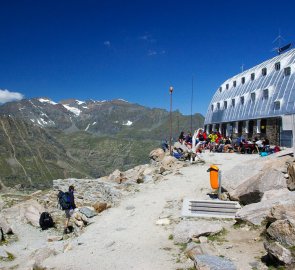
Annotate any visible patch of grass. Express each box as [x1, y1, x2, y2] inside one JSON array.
[[176, 242, 187, 252], [268, 266, 285, 270], [207, 228, 228, 244], [168, 234, 174, 240], [0, 251, 15, 262], [162, 247, 172, 251]]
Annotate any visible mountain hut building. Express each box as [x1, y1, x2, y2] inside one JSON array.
[[204, 48, 295, 147]]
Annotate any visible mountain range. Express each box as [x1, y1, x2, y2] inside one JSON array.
[[0, 97, 204, 189]]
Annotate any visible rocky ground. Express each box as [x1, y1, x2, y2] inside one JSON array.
[[1, 149, 295, 270]]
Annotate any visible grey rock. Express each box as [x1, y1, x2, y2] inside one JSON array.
[[194, 255, 237, 270], [149, 148, 165, 162], [0, 214, 13, 234], [173, 220, 223, 244], [236, 192, 295, 225], [223, 156, 291, 204], [267, 219, 295, 247], [267, 202, 295, 222], [79, 207, 97, 218], [264, 241, 294, 265], [229, 169, 287, 204], [261, 188, 291, 201], [287, 162, 295, 190], [29, 246, 57, 265]]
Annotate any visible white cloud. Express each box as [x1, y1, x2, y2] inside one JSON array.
[[148, 50, 157, 56], [139, 34, 156, 43], [104, 40, 111, 47], [0, 89, 24, 103]]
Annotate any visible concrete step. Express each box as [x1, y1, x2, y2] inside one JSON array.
[[182, 198, 241, 219]]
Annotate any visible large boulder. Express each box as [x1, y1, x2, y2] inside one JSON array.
[[287, 161, 295, 190], [236, 192, 295, 225], [264, 241, 294, 265], [194, 255, 237, 270], [223, 155, 292, 204], [261, 189, 291, 201], [267, 203, 295, 223], [229, 169, 287, 204], [79, 207, 96, 218], [173, 220, 223, 244], [93, 202, 108, 213], [108, 169, 127, 184], [267, 219, 295, 247], [1, 199, 45, 227], [149, 148, 165, 162]]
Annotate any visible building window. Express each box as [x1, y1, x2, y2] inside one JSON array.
[[240, 96, 244, 105], [262, 68, 267, 76], [232, 98, 235, 107], [275, 62, 281, 71], [251, 73, 255, 80], [251, 92, 256, 102], [226, 84, 229, 90], [241, 77, 245, 84], [263, 89, 269, 99], [217, 102, 220, 110], [224, 101, 227, 109], [219, 87, 222, 92], [233, 81, 236, 87], [284, 67, 291, 76], [274, 100, 280, 110], [211, 104, 214, 111]]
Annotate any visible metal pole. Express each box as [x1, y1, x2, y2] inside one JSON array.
[[191, 76, 193, 133], [169, 86, 174, 155], [218, 170, 222, 200]]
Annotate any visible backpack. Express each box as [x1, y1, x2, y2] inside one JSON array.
[[57, 191, 71, 210], [39, 212, 54, 230]]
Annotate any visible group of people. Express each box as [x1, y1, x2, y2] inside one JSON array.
[[162, 129, 278, 159]]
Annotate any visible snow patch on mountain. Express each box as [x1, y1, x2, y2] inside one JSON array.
[[85, 124, 90, 131], [123, 120, 133, 126], [63, 104, 81, 116], [76, 100, 85, 105], [38, 98, 57, 105]]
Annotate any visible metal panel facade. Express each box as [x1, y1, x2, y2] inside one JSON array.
[[205, 49, 295, 125]]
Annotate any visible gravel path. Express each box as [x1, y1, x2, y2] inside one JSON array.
[[43, 152, 257, 270]]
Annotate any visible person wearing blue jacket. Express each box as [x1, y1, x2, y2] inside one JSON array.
[[64, 185, 76, 234]]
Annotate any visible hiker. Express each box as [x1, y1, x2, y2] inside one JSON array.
[[178, 131, 185, 143], [161, 139, 169, 152], [64, 185, 76, 234]]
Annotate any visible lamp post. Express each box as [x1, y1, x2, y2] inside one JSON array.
[[169, 86, 174, 155]]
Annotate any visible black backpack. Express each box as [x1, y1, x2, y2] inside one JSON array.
[[39, 212, 54, 230], [57, 191, 71, 210]]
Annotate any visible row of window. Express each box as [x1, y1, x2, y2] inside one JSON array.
[[219, 63, 292, 92], [212, 88, 281, 111]]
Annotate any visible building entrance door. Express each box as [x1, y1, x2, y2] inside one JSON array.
[[249, 120, 254, 137]]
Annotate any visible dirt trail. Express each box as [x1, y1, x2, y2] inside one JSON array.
[[44, 152, 257, 270]]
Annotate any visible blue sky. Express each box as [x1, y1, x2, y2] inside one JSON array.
[[0, 0, 295, 115]]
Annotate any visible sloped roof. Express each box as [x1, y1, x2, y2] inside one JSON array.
[[205, 48, 295, 124]]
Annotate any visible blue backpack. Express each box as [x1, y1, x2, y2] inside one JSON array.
[[57, 191, 71, 210]]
